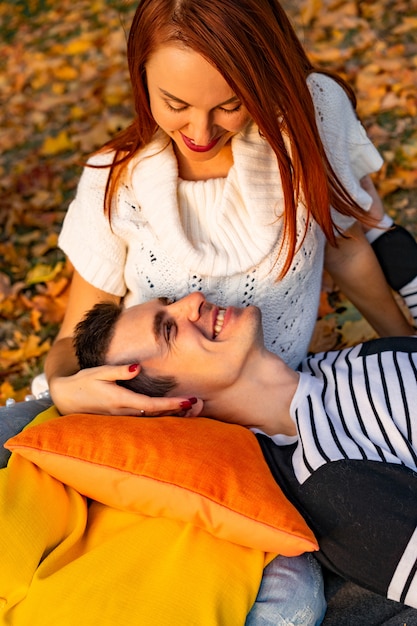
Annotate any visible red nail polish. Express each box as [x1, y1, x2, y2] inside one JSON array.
[[128, 364, 139, 372], [188, 397, 198, 405], [180, 400, 193, 410]]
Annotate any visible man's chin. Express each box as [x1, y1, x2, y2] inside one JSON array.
[[246, 305, 264, 344]]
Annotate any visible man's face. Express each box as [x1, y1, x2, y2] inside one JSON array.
[[106, 293, 264, 399]]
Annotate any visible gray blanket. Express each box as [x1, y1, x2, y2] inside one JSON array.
[[323, 569, 417, 625]]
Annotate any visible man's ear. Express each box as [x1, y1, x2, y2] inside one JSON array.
[[184, 398, 204, 417]]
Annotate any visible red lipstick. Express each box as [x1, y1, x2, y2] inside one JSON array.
[[180, 132, 220, 153]]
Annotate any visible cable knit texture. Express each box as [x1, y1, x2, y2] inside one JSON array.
[[59, 73, 383, 368]]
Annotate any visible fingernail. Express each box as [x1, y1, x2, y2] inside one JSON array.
[[188, 397, 198, 405], [128, 364, 139, 372], [180, 400, 193, 410]]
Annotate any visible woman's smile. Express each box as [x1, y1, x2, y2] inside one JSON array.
[[180, 132, 221, 153]]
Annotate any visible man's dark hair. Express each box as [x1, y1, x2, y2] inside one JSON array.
[[73, 302, 177, 397]]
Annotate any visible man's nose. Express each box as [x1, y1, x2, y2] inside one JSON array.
[[173, 292, 205, 322]]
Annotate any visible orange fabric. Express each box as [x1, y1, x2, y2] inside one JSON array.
[[6, 411, 317, 555]]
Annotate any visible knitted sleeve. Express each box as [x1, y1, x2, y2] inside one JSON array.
[[58, 151, 128, 296], [307, 72, 384, 231]]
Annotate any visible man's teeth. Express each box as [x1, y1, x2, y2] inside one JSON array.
[[214, 309, 226, 338]]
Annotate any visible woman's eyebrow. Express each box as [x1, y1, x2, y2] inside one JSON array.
[[158, 88, 240, 107], [159, 88, 188, 105]]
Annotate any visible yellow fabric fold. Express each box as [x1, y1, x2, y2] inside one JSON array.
[[0, 411, 269, 625]]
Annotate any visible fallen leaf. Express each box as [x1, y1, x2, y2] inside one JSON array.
[[25, 262, 64, 286], [40, 131, 74, 156], [339, 318, 378, 347]]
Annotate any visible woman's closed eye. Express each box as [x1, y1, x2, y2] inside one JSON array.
[[163, 100, 187, 113], [219, 104, 242, 114], [162, 99, 242, 115]]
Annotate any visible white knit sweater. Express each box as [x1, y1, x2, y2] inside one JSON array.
[[59, 73, 383, 368]]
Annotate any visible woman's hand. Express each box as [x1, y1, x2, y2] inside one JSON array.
[[44, 272, 201, 417], [49, 363, 200, 417]]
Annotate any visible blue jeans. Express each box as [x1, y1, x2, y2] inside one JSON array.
[[246, 553, 326, 625], [0, 398, 53, 467]]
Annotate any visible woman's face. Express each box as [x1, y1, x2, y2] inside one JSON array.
[[145, 45, 252, 176]]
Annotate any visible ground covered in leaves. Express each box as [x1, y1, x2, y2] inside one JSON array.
[[1, 0, 417, 403]]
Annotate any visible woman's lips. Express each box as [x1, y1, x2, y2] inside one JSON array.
[[180, 132, 221, 153]]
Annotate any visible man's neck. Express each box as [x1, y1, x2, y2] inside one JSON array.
[[205, 350, 299, 437]]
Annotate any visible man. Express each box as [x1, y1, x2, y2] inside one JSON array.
[[74, 292, 417, 611]]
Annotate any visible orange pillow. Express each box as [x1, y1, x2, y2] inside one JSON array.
[[6, 412, 317, 555]]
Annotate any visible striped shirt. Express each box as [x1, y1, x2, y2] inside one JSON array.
[[293, 336, 417, 484], [256, 337, 417, 610]]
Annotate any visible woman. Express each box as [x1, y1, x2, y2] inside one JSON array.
[[40, 0, 414, 418]]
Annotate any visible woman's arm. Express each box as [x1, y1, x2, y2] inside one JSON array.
[[45, 270, 196, 416], [359, 175, 385, 224], [324, 222, 415, 337]]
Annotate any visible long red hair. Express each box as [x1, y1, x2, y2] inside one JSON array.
[[100, 0, 373, 277]]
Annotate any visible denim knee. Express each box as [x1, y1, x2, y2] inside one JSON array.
[[246, 553, 326, 626], [0, 397, 53, 467]]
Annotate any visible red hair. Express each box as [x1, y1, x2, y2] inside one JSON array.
[[100, 0, 373, 277]]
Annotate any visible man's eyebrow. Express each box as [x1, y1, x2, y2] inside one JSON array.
[[159, 88, 240, 107], [153, 311, 165, 342], [153, 297, 170, 341]]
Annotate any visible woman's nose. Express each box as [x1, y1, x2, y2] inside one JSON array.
[[188, 113, 213, 146]]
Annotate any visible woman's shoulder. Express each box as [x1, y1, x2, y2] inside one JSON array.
[[307, 71, 345, 92], [86, 148, 118, 167], [85, 131, 171, 170], [306, 72, 363, 146], [75, 149, 120, 190], [78, 138, 164, 191], [306, 72, 353, 110]]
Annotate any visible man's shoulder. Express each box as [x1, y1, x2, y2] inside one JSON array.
[[358, 336, 417, 357]]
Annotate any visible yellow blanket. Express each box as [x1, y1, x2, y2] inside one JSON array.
[[1, 402, 319, 625], [1, 400, 286, 626], [0, 452, 267, 625]]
